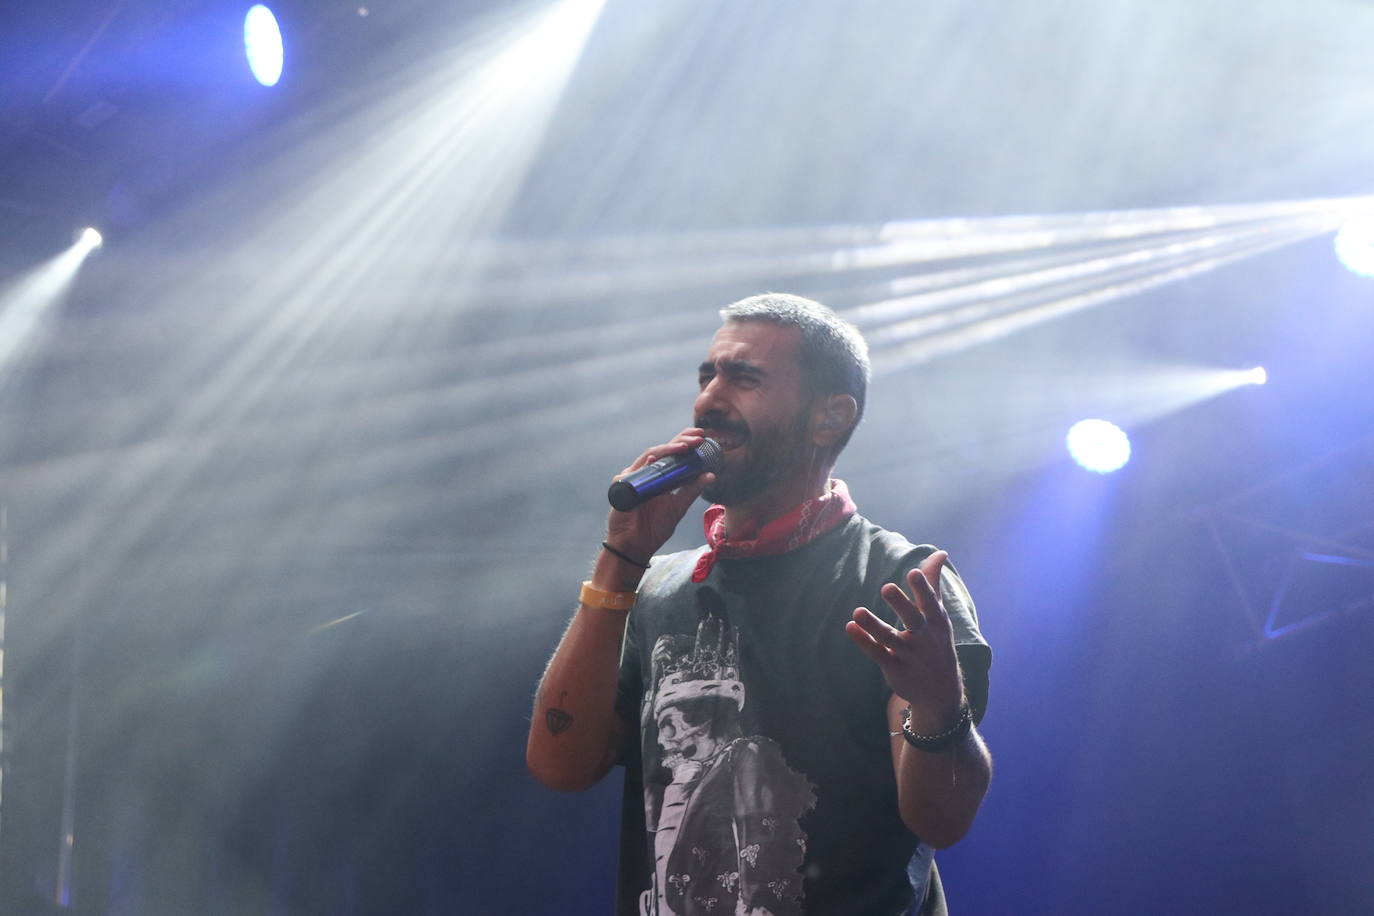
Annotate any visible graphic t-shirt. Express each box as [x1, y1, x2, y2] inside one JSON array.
[[615, 515, 991, 916]]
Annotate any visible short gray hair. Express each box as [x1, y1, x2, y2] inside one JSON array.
[[719, 293, 870, 452]]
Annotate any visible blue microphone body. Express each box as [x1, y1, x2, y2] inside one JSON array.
[[607, 438, 723, 511]]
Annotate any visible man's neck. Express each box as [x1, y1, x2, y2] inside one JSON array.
[[719, 471, 832, 539]]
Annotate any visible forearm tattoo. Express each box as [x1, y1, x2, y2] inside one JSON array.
[[545, 690, 573, 735]]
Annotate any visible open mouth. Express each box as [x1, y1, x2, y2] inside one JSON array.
[[703, 428, 747, 451]]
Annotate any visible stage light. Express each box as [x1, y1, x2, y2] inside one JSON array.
[[1243, 366, 1267, 386], [244, 5, 284, 87], [1066, 419, 1131, 474], [76, 227, 103, 252], [1, 235, 101, 377], [1334, 216, 1374, 277]]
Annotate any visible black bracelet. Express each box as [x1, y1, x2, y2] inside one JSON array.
[[898, 703, 973, 752], [601, 541, 650, 570]]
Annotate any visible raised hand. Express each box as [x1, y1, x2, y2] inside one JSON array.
[[604, 428, 716, 565], [844, 550, 965, 732]]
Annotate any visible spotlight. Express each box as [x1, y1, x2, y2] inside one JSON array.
[[1333, 216, 1374, 278], [1066, 419, 1131, 474], [244, 4, 284, 87], [76, 227, 103, 251], [1242, 366, 1267, 386]]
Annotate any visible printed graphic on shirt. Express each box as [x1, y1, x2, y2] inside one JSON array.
[[639, 599, 817, 916]]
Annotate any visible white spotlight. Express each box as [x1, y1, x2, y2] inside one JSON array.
[[244, 4, 285, 87], [1243, 366, 1267, 386], [1066, 418, 1131, 474], [76, 227, 104, 252], [1334, 216, 1374, 278]]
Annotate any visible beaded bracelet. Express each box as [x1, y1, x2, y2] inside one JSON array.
[[897, 702, 973, 752]]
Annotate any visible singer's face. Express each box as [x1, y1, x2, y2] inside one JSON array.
[[694, 321, 815, 506]]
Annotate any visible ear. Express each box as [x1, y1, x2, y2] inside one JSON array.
[[810, 394, 858, 447]]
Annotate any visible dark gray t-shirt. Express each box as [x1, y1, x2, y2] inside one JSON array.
[[615, 514, 990, 916]]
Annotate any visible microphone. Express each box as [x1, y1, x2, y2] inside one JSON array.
[[608, 438, 724, 511]]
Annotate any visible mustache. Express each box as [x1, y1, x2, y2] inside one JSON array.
[[695, 412, 749, 437]]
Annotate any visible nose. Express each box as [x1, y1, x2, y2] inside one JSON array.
[[694, 376, 726, 421]]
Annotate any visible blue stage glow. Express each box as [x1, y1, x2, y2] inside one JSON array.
[[1333, 216, 1374, 278], [1066, 419, 1131, 473], [244, 5, 284, 87]]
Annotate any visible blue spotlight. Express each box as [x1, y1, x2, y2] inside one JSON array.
[[1066, 419, 1131, 474], [244, 5, 284, 87], [1333, 216, 1374, 278]]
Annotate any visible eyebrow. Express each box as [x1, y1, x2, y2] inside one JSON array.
[[698, 358, 766, 378]]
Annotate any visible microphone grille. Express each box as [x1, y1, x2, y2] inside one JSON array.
[[696, 437, 724, 472]]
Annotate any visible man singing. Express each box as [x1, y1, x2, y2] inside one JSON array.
[[527, 294, 992, 915]]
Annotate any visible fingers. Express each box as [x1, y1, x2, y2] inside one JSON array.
[[850, 606, 905, 649], [845, 614, 901, 670], [908, 552, 952, 630], [846, 607, 916, 677], [617, 428, 708, 477], [876, 550, 952, 633], [664, 471, 715, 513], [918, 549, 948, 592], [879, 580, 925, 632]]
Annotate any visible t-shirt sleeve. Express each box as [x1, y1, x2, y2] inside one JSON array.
[[890, 546, 992, 726], [938, 559, 992, 726]]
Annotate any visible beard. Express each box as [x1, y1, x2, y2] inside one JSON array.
[[699, 405, 815, 507]]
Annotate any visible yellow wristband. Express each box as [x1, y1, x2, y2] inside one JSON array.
[[579, 580, 636, 612]]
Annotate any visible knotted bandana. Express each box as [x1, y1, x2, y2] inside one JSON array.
[[691, 478, 857, 583]]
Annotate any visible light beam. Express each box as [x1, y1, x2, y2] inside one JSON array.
[[12, 0, 610, 628], [0, 235, 102, 386]]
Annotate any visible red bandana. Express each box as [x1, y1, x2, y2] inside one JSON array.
[[691, 478, 857, 583]]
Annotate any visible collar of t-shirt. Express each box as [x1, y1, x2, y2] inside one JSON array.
[[691, 478, 857, 583]]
